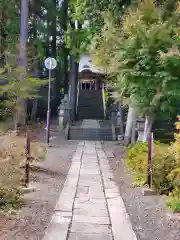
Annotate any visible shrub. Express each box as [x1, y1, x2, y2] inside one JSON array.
[[166, 117, 180, 212], [167, 197, 180, 213], [168, 168, 180, 196], [125, 142, 176, 193], [166, 168, 180, 212], [170, 116, 180, 163], [153, 145, 176, 194], [0, 185, 23, 211], [125, 116, 180, 212], [125, 142, 148, 186], [0, 101, 11, 121]]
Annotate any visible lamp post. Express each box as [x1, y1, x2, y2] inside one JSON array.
[[44, 57, 57, 144]]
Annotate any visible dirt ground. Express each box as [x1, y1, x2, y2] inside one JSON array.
[[103, 142, 180, 240], [0, 121, 78, 240]]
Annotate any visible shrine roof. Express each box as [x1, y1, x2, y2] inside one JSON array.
[[79, 54, 104, 74]]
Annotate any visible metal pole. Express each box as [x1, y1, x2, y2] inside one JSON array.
[[46, 68, 51, 144], [147, 132, 153, 188]]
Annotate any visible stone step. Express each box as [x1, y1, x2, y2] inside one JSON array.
[[77, 90, 104, 120], [77, 114, 104, 118], [69, 135, 113, 141], [70, 129, 112, 133], [68, 127, 113, 141]]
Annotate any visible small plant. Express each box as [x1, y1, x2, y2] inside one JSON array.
[[0, 185, 23, 212], [167, 197, 180, 213]]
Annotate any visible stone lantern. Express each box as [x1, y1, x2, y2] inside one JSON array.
[[58, 94, 71, 130], [136, 117, 145, 142]]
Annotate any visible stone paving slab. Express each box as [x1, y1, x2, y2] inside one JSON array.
[[70, 222, 111, 234], [73, 207, 108, 217], [68, 232, 113, 240], [73, 215, 110, 224], [43, 217, 71, 240]]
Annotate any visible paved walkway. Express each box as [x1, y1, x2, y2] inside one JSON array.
[[43, 141, 137, 240]]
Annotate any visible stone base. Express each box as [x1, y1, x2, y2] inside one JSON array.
[[142, 188, 157, 196], [22, 185, 36, 194]]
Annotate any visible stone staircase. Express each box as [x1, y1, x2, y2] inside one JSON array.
[[77, 90, 104, 119], [68, 126, 113, 141]]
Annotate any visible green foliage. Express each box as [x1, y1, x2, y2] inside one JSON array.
[[126, 142, 148, 185], [73, 0, 136, 33], [91, 0, 180, 117], [0, 49, 46, 99], [125, 142, 177, 193], [126, 115, 180, 211], [0, 101, 11, 120], [166, 116, 180, 212], [167, 167, 180, 212], [153, 145, 176, 193], [104, 91, 109, 103], [167, 196, 180, 212], [0, 185, 23, 211]]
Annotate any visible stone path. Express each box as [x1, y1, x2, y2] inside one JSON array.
[[43, 141, 137, 240], [81, 119, 100, 128]]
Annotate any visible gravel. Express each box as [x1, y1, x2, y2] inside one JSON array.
[[0, 121, 78, 240], [103, 142, 180, 240]]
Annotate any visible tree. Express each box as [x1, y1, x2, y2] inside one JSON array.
[[18, 0, 29, 125], [0, 49, 45, 130], [91, 0, 180, 141]]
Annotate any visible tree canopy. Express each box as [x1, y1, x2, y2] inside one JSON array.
[[91, 0, 180, 119]]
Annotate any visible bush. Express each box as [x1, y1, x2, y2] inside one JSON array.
[[153, 146, 176, 194], [166, 168, 180, 212], [0, 185, 23, 211], [0, 101, 11, 121], [166, 117, 180, 212], [125, 116, 180, 212], [125, 142, 176, 193], [126, 142, 148, 186]]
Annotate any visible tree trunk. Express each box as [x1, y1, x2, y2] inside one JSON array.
[[51, 0, 58, 107], [63, 49, 69, 94], [143, 115, 154, 142], [31, 99, 38, 122], [62, 0, 69, 94], [124, 105, 136, 145], [30, 17, 39, 122], [69, 55, 79, 122], [18, 0, 29, 126], [0, 8, 6, 67]]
